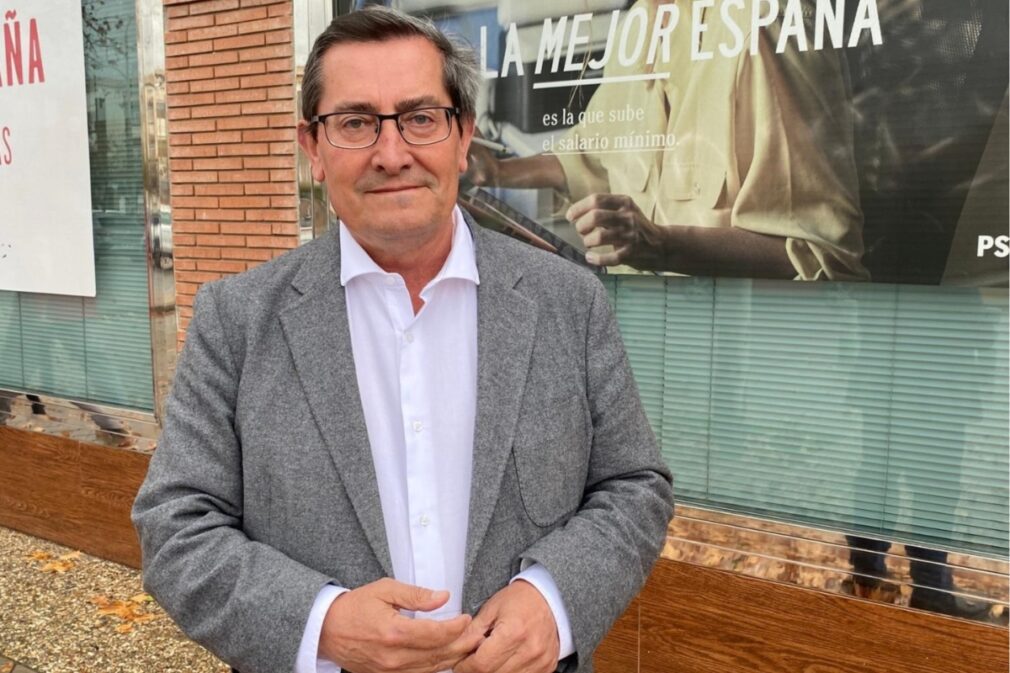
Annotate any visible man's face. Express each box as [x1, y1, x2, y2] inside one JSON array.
[[298, 37, 474, 253]]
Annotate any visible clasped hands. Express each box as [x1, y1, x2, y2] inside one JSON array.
[[319, 577, 560, 673]]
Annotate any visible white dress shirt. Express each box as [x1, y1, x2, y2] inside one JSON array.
[[294, 207, 574, 673]]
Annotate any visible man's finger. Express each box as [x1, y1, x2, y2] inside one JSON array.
[[455, 624, 519, 673], [566, 192, 629, 221], [386, 612, 473, 649], [377, 579, 451, 612], [586, 244, 632, 266], [581, 224, 631, 249]]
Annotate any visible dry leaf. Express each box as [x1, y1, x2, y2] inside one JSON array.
[[115, 623, 134, 634], [129, 593, 153, 604], [40, 559, 76, 573], [60, 551, 82, 561], [27, 550, 53, 561], [1, 662, 14, 673]]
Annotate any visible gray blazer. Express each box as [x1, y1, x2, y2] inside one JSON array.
[[132, 216, 673, 673]]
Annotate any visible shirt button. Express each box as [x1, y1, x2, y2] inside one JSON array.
[[412, 420, 423, 433], [419, 515, 430, 527], [385, 276, 396, 286], [692, 182, 702, 196], [404, 331, 414, 343]]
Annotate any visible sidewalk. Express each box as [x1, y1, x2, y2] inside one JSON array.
[[0, 526, 227, 673]]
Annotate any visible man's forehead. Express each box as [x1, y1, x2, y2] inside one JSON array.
[[318, 37, 449, 109]]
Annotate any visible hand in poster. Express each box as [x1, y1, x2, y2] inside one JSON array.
[[567, 193, 667, 268], [318, 578, 483, 673], [453, 580, 560, 673]]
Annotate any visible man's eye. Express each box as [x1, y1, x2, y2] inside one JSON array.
[[405, 112, 436, 126], [339, 116, 372, 130]]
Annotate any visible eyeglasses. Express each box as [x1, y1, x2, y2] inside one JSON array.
[[310, 106, 460, 149]]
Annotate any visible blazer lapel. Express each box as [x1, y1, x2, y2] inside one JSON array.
[[278, 231, 394, 578], [463, 222, 537, 589]]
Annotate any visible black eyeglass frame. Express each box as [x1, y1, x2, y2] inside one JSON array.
[[309, 106, 461, 149]]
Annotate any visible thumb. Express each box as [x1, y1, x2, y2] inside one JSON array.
[[386, 582, 451, 612]]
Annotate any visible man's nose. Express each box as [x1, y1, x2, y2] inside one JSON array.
[[370, 119, 414, 174]]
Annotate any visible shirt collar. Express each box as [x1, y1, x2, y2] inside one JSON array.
[[339, 205, 479, 290]]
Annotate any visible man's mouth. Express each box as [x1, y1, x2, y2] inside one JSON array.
[[367, 185, 422, 194]]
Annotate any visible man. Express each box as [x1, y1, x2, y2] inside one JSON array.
[[468, 0, 868, 281], [132, 7, 673, 673]]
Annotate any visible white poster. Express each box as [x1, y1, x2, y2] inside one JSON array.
[[0, 2, 96, 296]]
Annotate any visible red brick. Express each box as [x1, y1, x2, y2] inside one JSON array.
[[196, 209, 246, 221], [195, 184, 245, 196], [169, 133, 193, 146], [188, 24, 238, 42], [240, 0, 279, 7], [238, 16, 292, 35], [172, 119, 216, 133], [269, 142, 294, 155], [269, 169, 294, 182], [173, 171, 219, 184], [263, 29, 290, 45], [272, 222, 299, 236], [270, 195, 298, 208], [170, 145, 218, 158], [218, 116, 270, 131], [173, 196, 220, 209], [192, 131, 243, 145], [176, 270, 224, 284], [218, 170, 270, 183], [171, 184, 195, 197], [267, 85, 294, 100], [193, 157, 244, 171], [166, 56, 190, 70], [219, 196, 270, 208], [167, 82, 190, 95], [168, 107, 192, 121], [218, 143, 269, 156], [189, 0, 240, 16], [176, 282, 199, 297], [265, 58, 291, 73], [220, 222, 273, 235], [190, 104, 243, 119], [195, 234, 246, 247], [165, 30, 188, 45], [243, 182, 291, 195], [215, 6, 268, 25], [174, 220, 221, 233], [215, 61, 266, 78], [244, 155, 294, 169], [221, 247, 274, 261], [166, 5, 190, 18], [174, 234, 197, 246], [190, 77, 241, 93], [247, 208, 297, 222], [176, 245, 222, 257], [168, 66, 217, 83], [173, 209, 195, 220], [242, 129, 293, 142], [168, 14, 214, 31], [240, 73, 290, 89], [175, 259, 198, 271], [197, 260, 248, 273], [239, 43, 292, 62], [215, 88, 268, 104], [246, 235, 298, 249], [268, 4, 291, 17], [170, 159, 193, 172], [268, 113, 295, 128], [214, 33, 265, 51], [242, 100, 291, 115], [166, 40, 215, 57], [189, 51, 240, 67], [171, 92, 217, 107]]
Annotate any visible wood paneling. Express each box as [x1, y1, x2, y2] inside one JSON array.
[[0, 426, 149, 567], [595, 558, 1008, 673]]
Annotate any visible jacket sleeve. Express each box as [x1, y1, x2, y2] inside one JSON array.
[[131, 283, 332, 673], [519, 278, 675, 670]]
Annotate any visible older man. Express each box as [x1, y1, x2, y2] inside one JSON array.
[[132, 7, 673, 673]]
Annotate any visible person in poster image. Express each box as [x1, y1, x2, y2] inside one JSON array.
[[132, 6, 673, 673], [469, 0, 869, 281]]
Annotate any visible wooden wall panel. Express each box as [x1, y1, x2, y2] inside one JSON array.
[[0, 427, 149, 567]]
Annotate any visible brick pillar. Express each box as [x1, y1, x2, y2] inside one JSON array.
[[163, 0, 298, 346]]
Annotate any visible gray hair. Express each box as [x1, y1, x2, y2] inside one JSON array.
[[301, 6, 480, 127]]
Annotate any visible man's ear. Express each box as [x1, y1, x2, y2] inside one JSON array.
[[457, 115, 476, 174], [297, 121, 327, 182]]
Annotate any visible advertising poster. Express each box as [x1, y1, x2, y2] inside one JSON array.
[[340, 0, 1009, 286], [0, 1, 95, 296]]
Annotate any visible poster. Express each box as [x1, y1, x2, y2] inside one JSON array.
[[0, 1, 95, 296], [341, 0, 1009, 286]]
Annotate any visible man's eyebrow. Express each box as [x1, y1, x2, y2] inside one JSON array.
[[326, 97, 448, 115]]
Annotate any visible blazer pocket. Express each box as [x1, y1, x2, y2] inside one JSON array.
[[512, 394, 591, 528]]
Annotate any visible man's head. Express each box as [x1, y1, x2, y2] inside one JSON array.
[[297, 7, 479, 259]]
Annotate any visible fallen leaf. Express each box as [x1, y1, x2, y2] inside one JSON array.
[[60, 551, 82, 561], [27, 550, 53, 561], [115, 623, 134, 634], [40, 559, 76, 573], [129, 593, 153, 604], [1, 662, 15, 673]]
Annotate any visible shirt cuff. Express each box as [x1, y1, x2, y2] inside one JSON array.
[[294, 584, 349, 673], [511, 563, 575, 660]]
